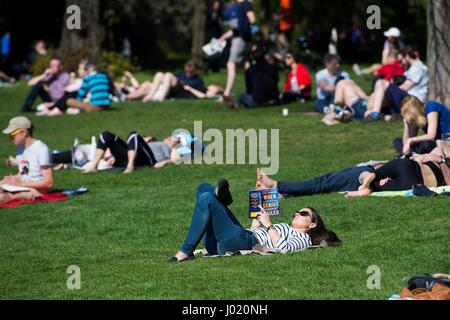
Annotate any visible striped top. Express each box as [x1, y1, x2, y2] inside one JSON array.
[[249, 223, 312, 253], [77, 72, 111, 107]]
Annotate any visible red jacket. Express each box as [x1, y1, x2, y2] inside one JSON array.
[[283, 63, 312, 95], [376, 61, 405, 81]]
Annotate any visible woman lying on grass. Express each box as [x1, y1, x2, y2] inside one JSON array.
[[346, 141, 450, 197], [82, 131, 203, 174], [169, 179, 340, 263]]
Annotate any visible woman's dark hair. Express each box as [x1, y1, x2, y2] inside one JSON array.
[[403, 45, 420, 60], [306, 208, 341, 247], [286, 50, 302, 64]]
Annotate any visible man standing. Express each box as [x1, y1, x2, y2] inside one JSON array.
[[219, 0, 256, 100], [0, 117, 54, 205]]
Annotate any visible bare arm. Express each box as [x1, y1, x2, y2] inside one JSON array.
[[257, 206, 281, 245], [412, 113, 439, 142], [399, 80, 416, 92], [28, 70, 50, 86], [247, 11, 256, 25], [318, 80, 335, 93], [219, 30, 233, 42], [184, 85, 206, 99], [20, 167, 54, 193]]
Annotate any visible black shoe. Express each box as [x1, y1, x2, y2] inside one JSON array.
[[412, 184, 437, 197], [168, 255, 195, 264], [216, 178, 234, 207], [20, 107, 33, 113]]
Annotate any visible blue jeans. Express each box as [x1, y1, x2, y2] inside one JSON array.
[[180, 184, 257, 256], [277, 166, 374, 197], [315, 94, 334, 113], [238, 93, 258, 108]]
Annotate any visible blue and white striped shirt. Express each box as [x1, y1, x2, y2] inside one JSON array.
[[249, 223, 312, 253], [77, 72, 111, 107]]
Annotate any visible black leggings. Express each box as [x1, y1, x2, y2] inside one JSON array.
[[53, 92, 78, 111], [98, 132, 157, 168], [371, 159, 423, 192]]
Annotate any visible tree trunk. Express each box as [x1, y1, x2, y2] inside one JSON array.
[[191, 0, 206, 68], [58, 0, 104, 67], [427, 0, 450, 107]]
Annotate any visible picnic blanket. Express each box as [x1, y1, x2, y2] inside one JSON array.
[[371, 186, 450, 198], [0, 193, 68, 208], [193, 242, 328, 258], [0, 187, 89, 209]]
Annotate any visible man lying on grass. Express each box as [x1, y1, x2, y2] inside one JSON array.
[[169, 179, 340, 263], [256, 141, 450, 198], [0, 117, 54, 205]]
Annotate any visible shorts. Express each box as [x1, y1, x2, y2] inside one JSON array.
[[228, 37, 247, 64], [167, 83, 195, 100], [385, 84, 408, 113], [351, 99, 368, 120]]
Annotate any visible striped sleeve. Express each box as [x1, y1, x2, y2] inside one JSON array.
[[76, 79, 89, 101], [274, 224, 311, 253]]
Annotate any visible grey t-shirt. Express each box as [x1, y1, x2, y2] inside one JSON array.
[[18, 140, 53, 182], [405, 60, 429, 103], [315, 69, 350, 100], [148, 142, 171, 162]]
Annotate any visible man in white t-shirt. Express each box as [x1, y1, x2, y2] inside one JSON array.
[[0, 117, 54, 205], [365, 46, 429, 121], [315, 54, 350, 113]]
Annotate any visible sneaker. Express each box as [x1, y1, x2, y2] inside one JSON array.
[[353, 64, 364, 76], [66, 108, 81, 115]]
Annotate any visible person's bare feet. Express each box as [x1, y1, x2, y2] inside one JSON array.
[[256, 168, 277, 189], [345, 186, 372, 198], [81, 162, 98, 173], [123, 167, 134, 174], [174, 251, 190, 261]]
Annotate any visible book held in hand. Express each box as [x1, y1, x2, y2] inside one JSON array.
[[0, 184, 33, 193], [249, 189, 281, 218]]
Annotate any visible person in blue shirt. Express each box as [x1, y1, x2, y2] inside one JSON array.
[[142, 61, 206, 102], [1, 31, 11, 68], [218, 0, 256, 99], [66, 62, 112, 113], [396, 95, 450, 156]]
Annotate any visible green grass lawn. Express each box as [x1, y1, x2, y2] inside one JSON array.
[[0, 69, 448, 300]]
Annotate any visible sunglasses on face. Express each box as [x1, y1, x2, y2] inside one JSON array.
[[285, 56, 293, 60], [9, 129, 24, 139], [294, 211, 315, 223]]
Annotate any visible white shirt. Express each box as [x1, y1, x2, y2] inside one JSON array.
[[315, 69, 350, 100], [18, 141, 53, 182], [405, 60, 429, 103]]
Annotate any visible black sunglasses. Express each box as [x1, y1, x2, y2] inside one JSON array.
[[294, 210, 315, 223]]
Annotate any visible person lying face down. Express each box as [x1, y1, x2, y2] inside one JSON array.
[[169, 180, 340, 263]]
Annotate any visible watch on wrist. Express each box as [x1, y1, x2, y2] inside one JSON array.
[[266, 225, 275, 232]]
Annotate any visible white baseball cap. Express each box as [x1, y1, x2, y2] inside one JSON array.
[[384, 27, 401, 38], [2, 117, 33, 135]]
